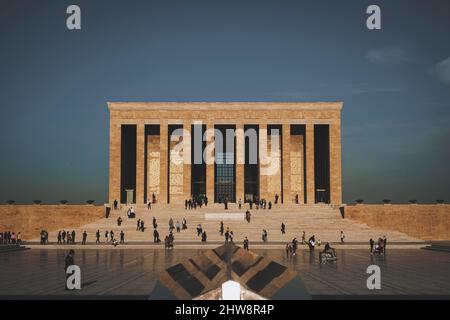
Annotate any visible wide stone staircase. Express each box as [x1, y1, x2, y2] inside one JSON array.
[[41, 203, 422, 245]]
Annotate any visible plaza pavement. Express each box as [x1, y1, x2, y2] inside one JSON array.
[[0, 248, 449, 298]]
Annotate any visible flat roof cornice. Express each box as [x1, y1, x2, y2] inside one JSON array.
[[107, 101, 343, 111]]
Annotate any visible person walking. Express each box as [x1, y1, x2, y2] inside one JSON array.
[[82, 231, 87, 245], [137, 219, 141, 231], [292, 238, 298, 256], [281, 222, 285, 235], [340, 231, 345, 243], [369, 238, 374, 253], [95, 230, 100, 244], [238, 198, 242, 210], [120, 230, 125, 244], [308, 235, 316, 252], [153, 228, 160, 243], [57, 231, 62, 244]]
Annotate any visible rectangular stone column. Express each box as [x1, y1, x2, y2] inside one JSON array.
[[329, 122, 342, 205], [290, 134, 305, 204], [235, 123, 245, 203], [159, 121, 168, 204], [146, 134, 160, 202], [109, 121, 121, 204], [183, 121, 192, 200], [267, 128, 282, 202], [306, 123, 315, 204], [259, 124, 268, 201], [282, 124, 291, 204], [136, 124, 145, 204], [206, 122, 215, 203]]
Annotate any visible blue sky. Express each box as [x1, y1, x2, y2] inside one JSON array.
[[0, 0, 449, 204]]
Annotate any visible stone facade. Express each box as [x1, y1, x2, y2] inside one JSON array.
[[108, 102, 343, 205]]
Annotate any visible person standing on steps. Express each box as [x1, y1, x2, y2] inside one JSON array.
[[201, 231, 207, 242], [243, 237, 249, 250], [219, 221, 224, 236], [96, 230, 100, 244], [281, 222, 285, 235], [340, 231, 345, 243], [120, 230, 125, 244], [238, 198, 242, 210]]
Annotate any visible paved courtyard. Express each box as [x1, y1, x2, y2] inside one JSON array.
[[0, 248, 449, 299]]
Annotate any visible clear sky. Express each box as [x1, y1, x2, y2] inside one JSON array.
[[1, 0, 449, 204]]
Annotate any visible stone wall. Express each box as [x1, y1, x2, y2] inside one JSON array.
[[0, 205, 104, 240], [345, 204, 450, 240]]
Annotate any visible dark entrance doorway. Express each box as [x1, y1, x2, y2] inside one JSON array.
[[244, 125, 259, 202], [214, 125, 236, 203], [314, 125, 330, 203], [191, 124, 206, 198]]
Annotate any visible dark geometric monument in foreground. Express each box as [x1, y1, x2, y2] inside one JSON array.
[[150, 243, 311, 300]]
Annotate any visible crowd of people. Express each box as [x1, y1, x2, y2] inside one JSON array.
[[0, 231, 21, 244], [185, 195, 208, 210]]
